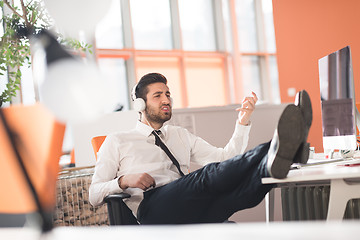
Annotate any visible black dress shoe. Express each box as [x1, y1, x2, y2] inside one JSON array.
[[267, 104, 305, 179], [293, 90, 313, 164]]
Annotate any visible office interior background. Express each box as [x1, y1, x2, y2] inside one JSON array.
[[2, 0, 360, 231]]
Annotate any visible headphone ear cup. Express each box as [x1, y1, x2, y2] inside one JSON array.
[[133, 98, 146, 112]]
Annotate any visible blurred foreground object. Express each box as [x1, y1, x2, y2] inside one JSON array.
[[31, 30, 111, 124], [0, 103, 65, 230], [43, 0, 112, 41]]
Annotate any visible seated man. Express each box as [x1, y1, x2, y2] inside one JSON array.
[[89, 72, 312, 224]]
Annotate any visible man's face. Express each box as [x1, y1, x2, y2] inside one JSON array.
[[144, 82, 172, 125]]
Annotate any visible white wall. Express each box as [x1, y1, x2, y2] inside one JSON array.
[[169, 104, 286, 151], [72, 110, 138, 167]]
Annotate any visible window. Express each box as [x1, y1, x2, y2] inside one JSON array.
[[269, 56, 280, 103], [130, 0, 172, 50], [262, 0, 276, 53], [230, 0, 279, 103], [95, 0, 124, 49], [96, 0, 280, 108], [184, 57, 227, 107], [97, 58, 128, 111], [241, 56, 262, 99], [178, 0, 216, 51], [7, 0, 279, 109], [236, 0, 259, 52]]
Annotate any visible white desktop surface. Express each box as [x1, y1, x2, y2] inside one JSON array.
[[262, 161, 360, 184], [262, 159, 360, 220], [1, 222, 360, 240]]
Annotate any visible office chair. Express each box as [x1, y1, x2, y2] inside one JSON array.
[[91, 135, 106, 160], [91, 135, 139, 225], [0, 103, 66, 229]]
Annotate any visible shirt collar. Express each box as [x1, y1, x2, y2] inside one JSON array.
[[136, 121, 167, 137]]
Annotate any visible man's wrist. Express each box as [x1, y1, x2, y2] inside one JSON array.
[[118, 176, 127, 190], [238, 119, 250, 126]]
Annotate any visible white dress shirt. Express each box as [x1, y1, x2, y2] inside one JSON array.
[[89, 120, 251, 215]]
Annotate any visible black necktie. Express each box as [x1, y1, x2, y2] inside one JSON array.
[[152, 130, 185, 176]]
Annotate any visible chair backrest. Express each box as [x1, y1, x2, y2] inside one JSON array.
[[91, 135, 106, 160], [0, 103, 66, 214]]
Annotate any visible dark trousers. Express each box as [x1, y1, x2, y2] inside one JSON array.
[[137, 142, 274, 224]]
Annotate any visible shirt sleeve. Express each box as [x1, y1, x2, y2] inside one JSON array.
[[89, 135, 123, 207], [189, 121, 251, 166]]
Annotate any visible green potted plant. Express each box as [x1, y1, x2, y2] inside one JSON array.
[[0, 0, 92, 107]]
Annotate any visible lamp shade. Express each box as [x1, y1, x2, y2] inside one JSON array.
[[43, 0, 112, 40], [41, 59, 110, 124]]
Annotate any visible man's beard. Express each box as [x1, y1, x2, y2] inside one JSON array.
[[144, 105, 172, 125]]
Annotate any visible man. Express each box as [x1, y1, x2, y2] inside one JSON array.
[[89, 72, 312, 224]]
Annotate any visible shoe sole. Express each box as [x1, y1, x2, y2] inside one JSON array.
[[295, 142, 310, 164], [270, 105, 305, 179], [299, 90, 313, 128], [293, 90, 313, 164]]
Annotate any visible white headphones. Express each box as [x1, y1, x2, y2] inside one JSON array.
[[131, 84, 174, 112], [131, 85, 146, 112]]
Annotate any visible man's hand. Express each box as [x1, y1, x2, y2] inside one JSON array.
[[118, 173, 156, 191], [236, 92, 258, 126]]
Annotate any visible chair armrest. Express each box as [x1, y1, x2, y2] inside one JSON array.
[[103, 193, 138, 225], [104, 192, 131, 202]]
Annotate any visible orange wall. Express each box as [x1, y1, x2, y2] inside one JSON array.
[[272, 0, 360, 152]]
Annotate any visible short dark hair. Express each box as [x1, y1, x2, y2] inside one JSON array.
[[135, 73, 168, 101]]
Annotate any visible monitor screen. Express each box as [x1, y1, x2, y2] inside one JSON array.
[[318, 46, 357, 150]]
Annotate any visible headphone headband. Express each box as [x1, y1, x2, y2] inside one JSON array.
[[131, 85, 137, 101]]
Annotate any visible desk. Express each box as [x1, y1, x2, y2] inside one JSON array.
[[262, 163, 360, 221]]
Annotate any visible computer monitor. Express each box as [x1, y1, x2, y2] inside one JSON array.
[[318, 46, 358, 151]]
